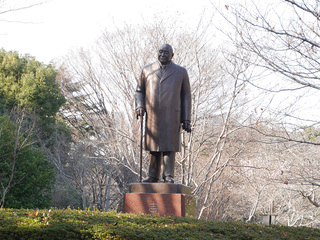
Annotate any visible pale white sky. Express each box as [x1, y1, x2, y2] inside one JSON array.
[[1, 0, 215, 64]]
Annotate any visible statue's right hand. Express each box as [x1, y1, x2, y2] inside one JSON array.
[[136, 108, 145, 118]]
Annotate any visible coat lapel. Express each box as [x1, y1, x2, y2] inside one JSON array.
[[160, 62, 176, 83], [152, 62, 162, 79]]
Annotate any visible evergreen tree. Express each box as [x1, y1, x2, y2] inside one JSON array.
[[0, 49, 68, 208], [0, 49, 66, 131], [0, 115, 55, 208]]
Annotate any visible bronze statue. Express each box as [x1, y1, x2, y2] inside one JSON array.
[[135, 44, 192, 183]]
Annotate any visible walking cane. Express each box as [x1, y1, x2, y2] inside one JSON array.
[[139, 113, 144, 182]]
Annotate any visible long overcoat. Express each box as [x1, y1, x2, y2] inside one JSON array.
[[135, 61, 191, 152]]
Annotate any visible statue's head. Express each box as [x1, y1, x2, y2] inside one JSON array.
[[158, 44, 174, 65]]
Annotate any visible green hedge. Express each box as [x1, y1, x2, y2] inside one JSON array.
[[1, 208, 320, 239]]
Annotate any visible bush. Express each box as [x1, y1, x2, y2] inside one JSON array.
[[1, 208, 320, 239]]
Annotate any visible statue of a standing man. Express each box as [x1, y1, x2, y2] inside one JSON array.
[[135, 44, 192, 183]]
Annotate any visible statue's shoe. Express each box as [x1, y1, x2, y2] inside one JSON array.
[[142, 176, 159, 183], [163, 176, 174, 183]]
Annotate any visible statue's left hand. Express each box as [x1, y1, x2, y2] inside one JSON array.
[[135, 107, 145, 119], [182, 121, 192, 133]]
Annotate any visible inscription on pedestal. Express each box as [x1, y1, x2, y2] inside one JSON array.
[[148, 201, 158, 213]]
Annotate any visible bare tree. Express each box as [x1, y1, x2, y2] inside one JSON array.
[[212, 0, 320, 225], [219, 0, 320, 131]]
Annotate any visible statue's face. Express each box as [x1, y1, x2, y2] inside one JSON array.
[[158, 44, 174, 65]]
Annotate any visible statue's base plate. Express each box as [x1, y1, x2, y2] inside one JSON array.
[[122, 183, 196, 217], [128, 183, 191, 194]]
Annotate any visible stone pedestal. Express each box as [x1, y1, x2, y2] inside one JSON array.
[[122, 183, 196, 217]]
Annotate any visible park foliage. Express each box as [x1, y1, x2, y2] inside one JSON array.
[[0, 49, 66, 208], [1, 208, 320, 240], [0, 49, 65, 128], [0, 115, 55, 208]]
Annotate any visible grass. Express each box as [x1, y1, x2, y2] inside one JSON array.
[[0, 208, 320, 239]]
